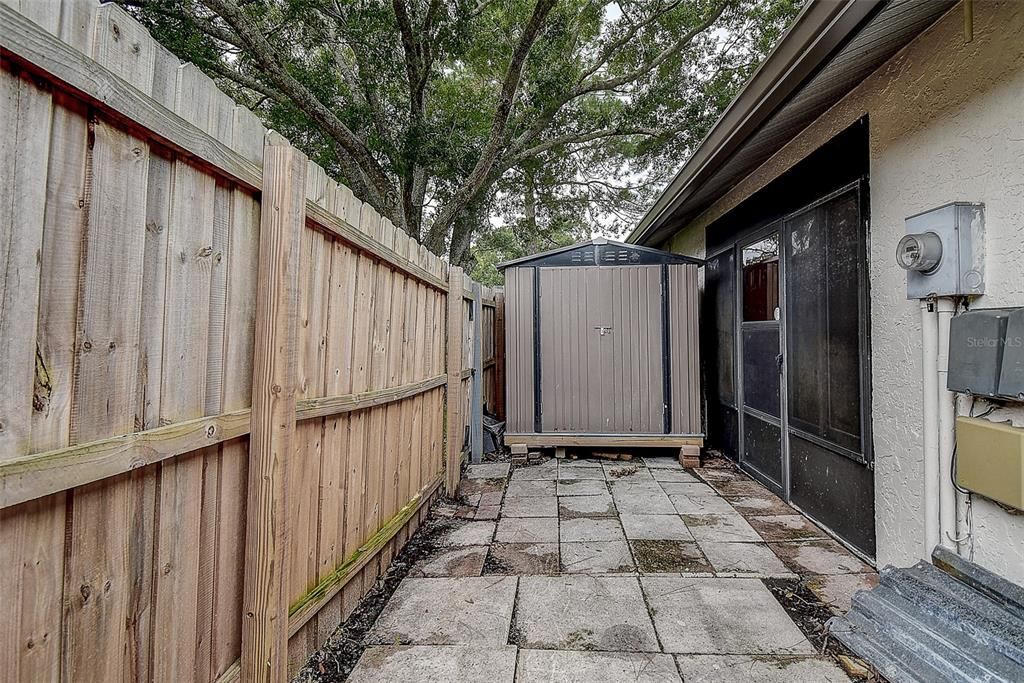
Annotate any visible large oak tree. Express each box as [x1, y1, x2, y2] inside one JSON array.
[[122, 0, 798, 274]]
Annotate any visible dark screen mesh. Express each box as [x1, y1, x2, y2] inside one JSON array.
[[784, 188, 863, 454]]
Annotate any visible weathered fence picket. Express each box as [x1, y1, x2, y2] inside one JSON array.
[[0, 1, 504, 681]]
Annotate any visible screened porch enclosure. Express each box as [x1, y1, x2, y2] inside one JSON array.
[[700, 121, 875, 558]]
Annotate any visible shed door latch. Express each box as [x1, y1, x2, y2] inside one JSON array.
[[594, 326, 613, 336]]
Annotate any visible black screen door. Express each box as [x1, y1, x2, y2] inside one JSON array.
[[738, 231, 784, 491]]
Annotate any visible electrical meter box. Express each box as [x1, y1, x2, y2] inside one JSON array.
[[998, 308, 1024, 400], [902, 203, 985, 299], [948, 308, 1012, 396], [948, 307, 1024, 399]]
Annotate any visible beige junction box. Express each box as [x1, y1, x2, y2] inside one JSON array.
[[956, 416, 1024, 511]]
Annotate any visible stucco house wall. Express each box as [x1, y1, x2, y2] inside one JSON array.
[[662, 0, 1024, 583]]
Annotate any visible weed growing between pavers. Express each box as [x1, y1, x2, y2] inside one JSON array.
[[630, 539, 711, 573], [607, 465, 640, 479], [507, 586, 524, 647], [559, 628, 598, 650], [458, 477, 506, 498], [293, 501, 459, 682], [482, 547, 516, 575], [763, 578, 877, 682]]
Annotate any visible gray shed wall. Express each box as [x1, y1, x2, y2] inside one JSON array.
[[669, 263, 701, 434], [504, 267, 534, 433], [504, 262, 701, 437]]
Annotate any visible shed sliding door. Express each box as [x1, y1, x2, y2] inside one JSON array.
[[538, 266, 663, 433]]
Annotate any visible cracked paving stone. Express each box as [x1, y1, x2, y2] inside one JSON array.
[[511, 464, 559, 482], [349, 645, 517, 683], [502, 496, 558, 518], [466, 463, 510, 479], [669, 491, 736, 515], [514, 576, 659, 652], [367, 576, 517, 646], [556, 464, 606, 480], [697, 542, 793, 578], [561, 541, 635, 573], [619, 514, 693, 541], [409, 545, 488, 578], [612, 484, 675, 515], [557, 479, 610, 496], [516, 649, 681, 682], [651, 469, 701, 483], [560, 517, 625, 543], [768, 539, 872, 576], [506, 480, 556, 498], [641, 577, 815, 655], [495, 517, 559, 544], [439, 520, 496, 547], [659, 482, 717, 496], [558, 493, 616, 518]]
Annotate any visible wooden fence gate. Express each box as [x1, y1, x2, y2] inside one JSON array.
[[0, 2, 503, 681]]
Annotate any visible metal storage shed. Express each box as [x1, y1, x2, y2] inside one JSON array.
[[499, 238, 704, 455]]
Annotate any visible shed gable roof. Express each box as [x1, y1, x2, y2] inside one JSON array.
[[497, 238, 702, 270]]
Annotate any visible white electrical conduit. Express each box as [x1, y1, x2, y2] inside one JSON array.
[[921, 300, 940, 558], [936, 297, 958, 551]]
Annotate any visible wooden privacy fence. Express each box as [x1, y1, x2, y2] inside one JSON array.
[[0, 2, 503, 681]]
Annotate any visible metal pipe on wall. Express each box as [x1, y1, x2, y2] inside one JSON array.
[[921, 299, 940, 557], [936, 297, 958, 550]]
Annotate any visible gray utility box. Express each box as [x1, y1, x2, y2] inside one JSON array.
[[948, 307, 1024, 399], [999, 309, 1024, 400], [904, 203, 985, 299]]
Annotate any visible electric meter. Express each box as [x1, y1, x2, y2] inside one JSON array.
[[896, 232, 943, 273]]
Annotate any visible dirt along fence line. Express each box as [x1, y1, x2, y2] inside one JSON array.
[[0, 1, 502, 681]]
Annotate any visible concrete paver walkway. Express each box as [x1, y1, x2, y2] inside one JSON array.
[[348, 455, 877, 682]]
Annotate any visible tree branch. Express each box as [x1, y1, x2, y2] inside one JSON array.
[[507, 0, 730, 159], [574, 1, 730, 96], [425, 0, 557, 254], [577, 0, 682, 83], [200, 0, 397, 220]]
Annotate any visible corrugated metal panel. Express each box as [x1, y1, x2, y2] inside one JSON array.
[[669, 263, 701, 434], [503, 267, 534, 433], [830, 547, 1024, 682]]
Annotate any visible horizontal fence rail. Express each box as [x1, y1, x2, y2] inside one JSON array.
[[0, 2, 504, 682]]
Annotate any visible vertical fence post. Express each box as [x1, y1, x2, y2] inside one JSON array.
[[494, 291, 506, 421], [445, 267, 465, 495], [242, 142, 306, 682], [470, 282, 484, 464]]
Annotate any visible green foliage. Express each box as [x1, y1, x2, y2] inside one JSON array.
[[123, 0, 800, 279]]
